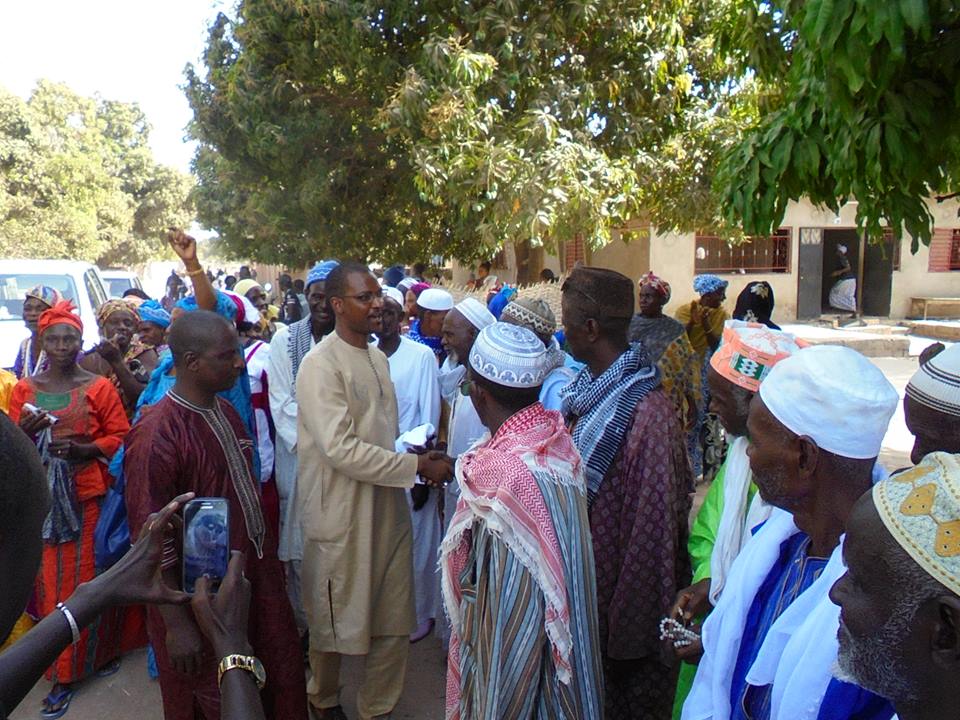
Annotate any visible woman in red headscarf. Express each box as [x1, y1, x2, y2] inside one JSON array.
[[8, 301, 131, 718], [628, 272, 702, 441]]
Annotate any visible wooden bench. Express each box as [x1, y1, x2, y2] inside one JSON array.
[[910, 297, 960, 320]]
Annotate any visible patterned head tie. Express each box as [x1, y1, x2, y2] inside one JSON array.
[[874, 452, 960, 596], [97, 299, 140, 330], [709, 320, 806, 393], [469, 322, 549, 389], [501, 298, 557, 339], [906, 343, 960, 418], [25, 285, 63, 309], [693, 274, 729, 295], [638, 271, 671, 303]]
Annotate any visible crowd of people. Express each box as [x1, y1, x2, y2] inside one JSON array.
[[0, 229, 959, 720]]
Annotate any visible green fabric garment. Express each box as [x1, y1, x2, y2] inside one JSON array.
[[672, 457, 759, 720], [688, 462, 727, 584]]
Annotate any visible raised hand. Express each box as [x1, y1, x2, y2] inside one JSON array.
[[167, 228, 198, 264], [94, 336, 124, 365]]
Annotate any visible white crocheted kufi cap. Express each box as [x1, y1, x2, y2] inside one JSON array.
[[906, 343, 960, 418], [758, 345, 898, 459], [417, 288, 454, 312], [455, 297, 495, 330], [383, 287, 405, 307], [469, 322, 549, 388]]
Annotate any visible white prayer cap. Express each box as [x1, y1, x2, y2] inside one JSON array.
[[417, 288, 454, 312], [758, 345, 898, 459], [383, 287, 405, 308], [906, 344, 960, 418], [454, 297, 495, 330], [469, 322, 549, 388], [398, 277, 417, 295]]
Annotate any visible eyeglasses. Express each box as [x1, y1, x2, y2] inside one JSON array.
[[341, 291, 383, 305], [459, 379, 474, 397]]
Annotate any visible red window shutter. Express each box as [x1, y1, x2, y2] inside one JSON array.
[[564, 234, 586, 268], [928, 228, 955, 272]]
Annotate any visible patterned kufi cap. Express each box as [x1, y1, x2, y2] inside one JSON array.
[[501, 298, 557, 338], [307, 260, 339, 288], [469, 322, 549, 388], [25, 285, 63, 309], [709, 320, 807, 393], [906, 343, 960, 418], [874, 452, 960, 596], [693, 274, 729, 295]]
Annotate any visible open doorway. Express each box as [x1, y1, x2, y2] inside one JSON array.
[[821, 228, 860, 313]]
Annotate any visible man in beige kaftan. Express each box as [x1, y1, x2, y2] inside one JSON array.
[[297, 262, 453, 720]]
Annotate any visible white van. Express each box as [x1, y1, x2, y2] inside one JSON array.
[[0, 260, 109, 370], [100, 269, 144, 299]]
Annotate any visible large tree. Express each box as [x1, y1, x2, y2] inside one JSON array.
[[715, 0, 960, 250], [185, 0, 752, 264], [0, 81, 194, 266]]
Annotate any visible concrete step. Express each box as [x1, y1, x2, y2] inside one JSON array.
[[781, 324, 911, 357], [904, 321, 960, 342]]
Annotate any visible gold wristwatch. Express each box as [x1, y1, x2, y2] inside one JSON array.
[[217, 654, 266, 690]]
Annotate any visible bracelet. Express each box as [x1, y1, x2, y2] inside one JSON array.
[[186, 267, 206, 277], [57, 602, 80, 644]]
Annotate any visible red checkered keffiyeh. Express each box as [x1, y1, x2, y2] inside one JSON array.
[[441, 403, 585, 719]]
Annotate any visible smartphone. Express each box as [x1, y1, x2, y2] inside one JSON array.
[[182, 498, 229, 594]]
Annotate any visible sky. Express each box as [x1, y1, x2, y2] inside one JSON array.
[[0, 0, 229, 174]]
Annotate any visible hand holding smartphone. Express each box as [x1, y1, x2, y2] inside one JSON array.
[[182, 498, 230, 594]]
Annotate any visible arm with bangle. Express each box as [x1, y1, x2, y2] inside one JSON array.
[[0, 495, 194, 715], [168, 229, 217, 312]]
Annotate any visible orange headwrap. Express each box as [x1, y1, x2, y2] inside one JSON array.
[[38, 300, 83, 335]]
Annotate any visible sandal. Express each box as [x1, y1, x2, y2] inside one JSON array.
[[96, 659, 121, 678], [41, 685, 74, 719]]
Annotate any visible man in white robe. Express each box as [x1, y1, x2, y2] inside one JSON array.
[[378, 287, 442, 642], [439, 298, 496, 520], [297, 263, 453, 720], [683, 346, 899, 720], [268, 259, 339, 634]]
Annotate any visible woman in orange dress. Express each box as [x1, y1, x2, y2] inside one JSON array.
[[8, 301, 130, 719]]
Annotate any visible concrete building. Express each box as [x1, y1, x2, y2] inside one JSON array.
[[453, 197, 960, 320]]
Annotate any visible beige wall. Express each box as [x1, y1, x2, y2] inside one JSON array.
[[890, 200, 960, 317], [452, 196, 960, 317]]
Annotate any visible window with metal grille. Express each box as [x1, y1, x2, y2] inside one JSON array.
[[694, 229, 791, 274], [928, 228, 960, 271]]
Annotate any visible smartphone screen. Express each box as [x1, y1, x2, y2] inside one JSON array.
[[182, 498, 229, 594]]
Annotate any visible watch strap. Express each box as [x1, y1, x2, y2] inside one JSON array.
[[217, 654, 265, 690]]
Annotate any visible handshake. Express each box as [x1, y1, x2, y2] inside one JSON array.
[[410, 442, 456, 488]]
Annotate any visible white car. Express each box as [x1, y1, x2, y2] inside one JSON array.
[[0, 260, 109, 370], [100, 269, 144, 299]]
